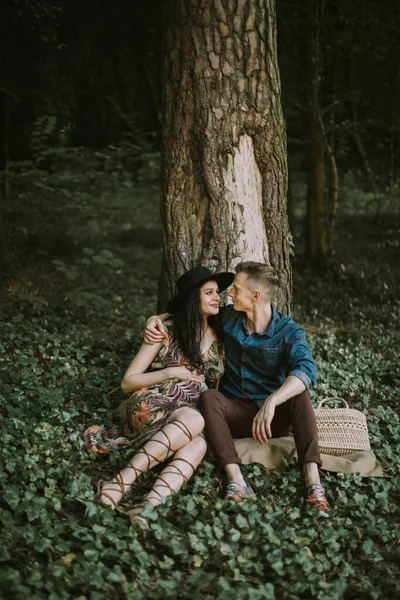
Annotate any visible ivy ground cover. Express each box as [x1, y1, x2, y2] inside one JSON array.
[[0, 168, 399, 599]]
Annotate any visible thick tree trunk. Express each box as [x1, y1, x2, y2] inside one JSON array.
[[159, 0, 291, 313], [305, 0, 328, 266]]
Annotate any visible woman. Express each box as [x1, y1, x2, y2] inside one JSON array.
[[83, 266, 233, 521]]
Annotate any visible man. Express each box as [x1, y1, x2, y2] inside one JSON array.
[[145, 262, 330, 514]]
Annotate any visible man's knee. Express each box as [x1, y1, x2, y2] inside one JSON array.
[[288, 390, 312, 411]]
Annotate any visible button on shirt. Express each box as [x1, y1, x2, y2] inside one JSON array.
[[219, 305, 317, 407]]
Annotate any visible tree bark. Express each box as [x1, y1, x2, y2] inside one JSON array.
[[159, 0, 291, 313]]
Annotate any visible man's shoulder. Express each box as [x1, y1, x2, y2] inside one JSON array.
[[273, 308, 304, 336], [220, 304, 243, 324]]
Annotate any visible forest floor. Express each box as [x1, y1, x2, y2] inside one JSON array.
[[0, 157, 399, 599]]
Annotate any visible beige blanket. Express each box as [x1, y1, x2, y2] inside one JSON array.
[[234, 437, 384, 477]]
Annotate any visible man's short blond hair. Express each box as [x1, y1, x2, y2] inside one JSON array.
[[235, 261, 280, 300]]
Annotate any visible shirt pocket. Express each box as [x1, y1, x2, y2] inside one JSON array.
[[252, 347, 283, 376]]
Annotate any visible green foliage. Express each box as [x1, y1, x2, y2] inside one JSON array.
[[1, 166, 399, 599], [340, 173, 400, 214], [31, 115, 59, 158]]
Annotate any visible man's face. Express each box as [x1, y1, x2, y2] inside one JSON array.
[[228, 272, 254, 312]]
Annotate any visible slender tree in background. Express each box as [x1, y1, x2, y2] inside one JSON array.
[[302, 0, 340, 267], [0, 90, 11, 273], [303, 0, 333, 266], [158, 0, 291, 313]]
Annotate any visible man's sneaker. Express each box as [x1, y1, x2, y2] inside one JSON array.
[[224, 482, 254, 502], [305, 484, 331, 516]]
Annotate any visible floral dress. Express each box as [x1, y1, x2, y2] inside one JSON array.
[[83, 331, 224, 454]]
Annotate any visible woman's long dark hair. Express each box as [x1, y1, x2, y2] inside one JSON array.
[[171, 286, 221, 372]]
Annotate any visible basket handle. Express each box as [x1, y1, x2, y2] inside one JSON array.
[[317, 397, 349, 410]]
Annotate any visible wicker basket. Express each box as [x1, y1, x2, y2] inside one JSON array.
[[315, 398, 371, 456]]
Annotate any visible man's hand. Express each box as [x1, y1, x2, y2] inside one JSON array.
[[252, 397, 276, 444], [144, 317, 168, 344]]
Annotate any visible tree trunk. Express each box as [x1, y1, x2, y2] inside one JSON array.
[[159, 0, 291, 313], [326, 139, 338, 250], [0, 92, 10, 199], [305, 0, 328, 266], [345, 62, 375, 190]]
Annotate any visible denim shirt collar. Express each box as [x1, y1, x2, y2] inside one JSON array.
[[240, 305, 278, 338]]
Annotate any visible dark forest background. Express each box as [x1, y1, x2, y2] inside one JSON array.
[[1, 0, 400, 270], [0, 1, 399, 599]]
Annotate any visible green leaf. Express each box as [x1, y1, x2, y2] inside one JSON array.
[[92, 255, 107, 264], [4, 488, 20, 510], [362, 539, 374, 554], [99, 249, 114, 259], [0, 547, 11, 561], [236, 514, 248, 529], [110, 258, 124, 268]]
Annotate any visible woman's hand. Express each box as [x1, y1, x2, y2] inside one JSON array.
[[144, 316, 169, 344], [167, 366, 205, 384]]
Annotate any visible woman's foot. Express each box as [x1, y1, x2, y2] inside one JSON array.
[[99, 475, 132, 508], [125, 503, 149, 524], [99, 454, 150, 508]]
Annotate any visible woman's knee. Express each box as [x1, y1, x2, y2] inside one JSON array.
[[191, 435, 207, 458], [171, 407, 205, 436]]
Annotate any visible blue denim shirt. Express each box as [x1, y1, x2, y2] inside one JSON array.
[[219, 305, 317, 407]]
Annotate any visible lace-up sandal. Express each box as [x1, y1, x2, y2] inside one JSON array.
[[99, 461, 145, 508], [128, 455, 196, 523], [224, 482, 255, 502], [100, 419, 193, 510], [134, 418, 194, 470], [119, 503, 149, 525], [99, 475, 129, 508], [305, 484, 331, 517], [148, 456, 195, 498]]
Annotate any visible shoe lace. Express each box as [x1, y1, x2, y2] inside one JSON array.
[[225, 483, 241, 497], [308, 485, 328, 508]]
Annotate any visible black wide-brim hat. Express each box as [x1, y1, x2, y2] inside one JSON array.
[[167, 266, 234, 313]]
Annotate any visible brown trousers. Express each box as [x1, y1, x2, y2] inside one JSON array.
[[197, 390, 322, 470]]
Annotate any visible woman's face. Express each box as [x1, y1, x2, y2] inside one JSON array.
[[200, 280, 220, 317]]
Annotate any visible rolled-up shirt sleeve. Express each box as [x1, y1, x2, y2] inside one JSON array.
[[285, 328, 317, 388]]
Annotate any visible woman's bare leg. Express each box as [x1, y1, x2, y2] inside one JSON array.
[[127, 434, 207, 520], [100, 407, 204, 507], [144, 435, 207, 506]]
